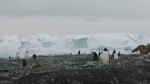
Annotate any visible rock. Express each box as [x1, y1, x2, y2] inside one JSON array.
[[110, 81, 114, 84], [13, 77, 19, 80], [132, 44, 150, 54], [147, 56, 150, 59], [113, 76, 117, 80], [32, 64, 42, 68], [71, 80, 81, 84], [87, 62, 94, 65], [1, 54, 150, 84], [51, 79, 54, 81], [0, 70, 10, 78], [133, 61, 144, 66], [132, 45, 146, 53], [0, 80, 12, 84], [144, 57, 150, 61], [53, 68, 57, 71]]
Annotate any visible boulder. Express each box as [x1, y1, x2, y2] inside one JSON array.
[[32, 64, 42, 68], [142, 44, 150, 54], [132, 45, 146, 53], [132, 44, 150, 54]]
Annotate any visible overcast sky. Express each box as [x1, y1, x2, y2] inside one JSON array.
[[0, 0, 150, 38]]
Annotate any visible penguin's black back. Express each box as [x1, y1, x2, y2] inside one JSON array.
[[99, 52, 101, 56], [113, 50, 116, 53], [33, 54, 36, 59], [23, 59, 27, 67], [112, 53, 114, 60], [104, 48, 108, 51], [92, 52, 98, 61], [78, 50, 80, 55], [118, 51, 120, 56]]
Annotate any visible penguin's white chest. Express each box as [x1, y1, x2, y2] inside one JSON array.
[[16, 54, 19, 59], [24, 53, 28, 59], [100, 52, 109, 65], [114, 54, 118, 59], [10, 56, 14, 59]]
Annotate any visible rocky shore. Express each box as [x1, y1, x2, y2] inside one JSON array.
[[0, 54, 150, 84]]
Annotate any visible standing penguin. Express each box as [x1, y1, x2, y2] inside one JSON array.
[[9, 56, 14, 59], [24, 51, 28, 59], [99, 52, 101, 56], [32, 54, 36, 59], [112, 50, 119, 60], [16, 52, 20, 59], [78, 50, 80, 55], [22, 59, 27, 67], [118, 51, 120, 57], [90, 49, 93, 54], [92, 52, 98, 61], [70, 53, 72, 55], [100, 48, 110, 65]]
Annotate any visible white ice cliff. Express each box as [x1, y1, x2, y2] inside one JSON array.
[[0, 33, 150, 58]]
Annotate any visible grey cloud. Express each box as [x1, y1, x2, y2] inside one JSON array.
[[0, 17, 150, 38], [0, 0, 150, 20]]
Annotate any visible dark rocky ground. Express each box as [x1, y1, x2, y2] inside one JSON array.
[[0, 54, 150, 84]]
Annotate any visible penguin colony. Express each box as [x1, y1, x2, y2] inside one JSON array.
[[8, 48, 122, 66], [9, 51, 37, 67], [9, 51, 29, 60], [76, 48, 121, 65], [9, 49, 121, 66]]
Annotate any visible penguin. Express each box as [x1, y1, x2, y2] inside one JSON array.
[[112, 50, 119, 60], [24, 51, 28, 59], [9, 56, 14, 59], [100, 48, 110, 65], [9, 56, 11, 59], [92, 52, 98, 61], [22, 59, 27, 67], [70, 53, 72, 55], [16, 52, 20, 59], [99, 52, 101, 56], [99, 52, 101, 60], [90, 49, 93, 54], [112, 50, 115, 60], [118, 51, 120, 57], [104, 48, 108, 51], [78, 50, 80, 55], [32, 54, 36, 59]]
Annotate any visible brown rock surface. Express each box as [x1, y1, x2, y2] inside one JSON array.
[[132, 45, 146, 53], [132, 44, 150, 54], [32, 63, 42, 68]]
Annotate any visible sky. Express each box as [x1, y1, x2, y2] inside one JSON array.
[[0, 0, 150, 38]]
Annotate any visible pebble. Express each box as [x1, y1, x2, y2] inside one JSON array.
[[0, 54, 149, 84]]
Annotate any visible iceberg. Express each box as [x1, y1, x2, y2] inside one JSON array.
[[0, 35, 20, 58], [0, 33, 150, 58]]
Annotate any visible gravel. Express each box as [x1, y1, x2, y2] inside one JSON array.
[[0, 54, 150, 84]]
